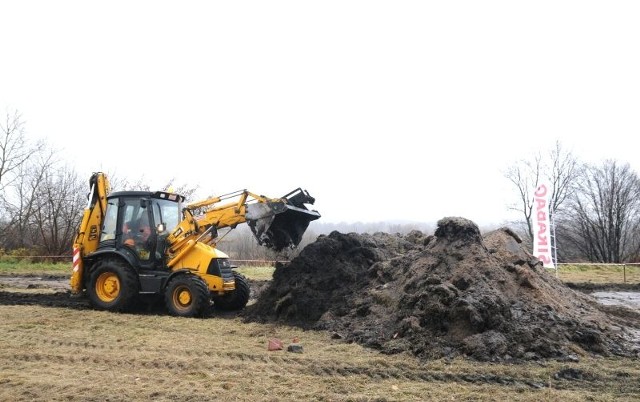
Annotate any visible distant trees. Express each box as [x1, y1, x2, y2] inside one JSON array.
[[0, 109, 44, 191], [504, 141, 580, 243], [559, 161, 640, 263], [506, 143, 640, 263], [32, 166, 86, 255], [109, 174, 198, 200], [0, 151, 55, 250], [0, 110, 85, 256], [6, 108, 640, 265]]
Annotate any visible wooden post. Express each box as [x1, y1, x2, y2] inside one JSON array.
[[623, 264, 626, 284]]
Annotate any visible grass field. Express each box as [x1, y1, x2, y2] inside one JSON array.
[[3, 260, 638, 284], [556, 264, 640, 284], [1, 301, 639, 401], [0, 260, 71, 276], [0, 261, 639, 401]]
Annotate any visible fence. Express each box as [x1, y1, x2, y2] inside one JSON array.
[[0, 254, 71, 263], [229, 259, 288, 267], [555, 263, 640, 284], [0, 254, 287, 267], [3, 255, 639, 284]]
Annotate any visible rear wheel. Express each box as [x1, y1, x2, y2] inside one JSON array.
[[164, 275, 210, 317], [88, 259, 139, 312], [214, 272, 250, 311]]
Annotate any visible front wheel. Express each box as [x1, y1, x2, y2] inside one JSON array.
[[164, 274, 210, 317], [213, 272, 250, 311], [87, 258, 139, 312]]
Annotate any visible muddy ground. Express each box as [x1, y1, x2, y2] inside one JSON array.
[[2, 218, 639, 363], [0, 275, 271, 316], [245, 217, 640, 362]]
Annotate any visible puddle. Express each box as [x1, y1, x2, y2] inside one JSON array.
[[591, 291, 640, 310], [0, 276, 69, 291]]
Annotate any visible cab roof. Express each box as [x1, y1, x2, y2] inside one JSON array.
[[107, 191, 185, 203]]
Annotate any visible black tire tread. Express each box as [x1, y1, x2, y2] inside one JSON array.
[[214, 272, 250, 311], [164, 274, 210, 317], [87, 258, 139, 312]]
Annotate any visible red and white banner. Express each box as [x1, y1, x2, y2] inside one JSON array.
[[533, 183, 555, 268]]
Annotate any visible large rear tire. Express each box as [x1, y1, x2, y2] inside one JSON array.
[[87, 258, 139, 312], [164, 274, 210, 317], [214, 272, 250, 311]]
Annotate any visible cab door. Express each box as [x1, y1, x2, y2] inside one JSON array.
[[119, 197, 158, 267]]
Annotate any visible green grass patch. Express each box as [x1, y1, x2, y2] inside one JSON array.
[[3, 259, 640, 285], [234, 266, 275, 281], [0, 260, 71, 276], [3, 257, 640, 285], [0, 258, 276, 281]]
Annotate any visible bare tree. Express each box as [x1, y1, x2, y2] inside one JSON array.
[[562, 160, 640, 263], [108, 172, 198, 201], [159, 177, 198, 201], [0, 149, 56, 249], [504, 141, 580, 243], [0, 109, 43, 191], [32, 165, 86, 255]]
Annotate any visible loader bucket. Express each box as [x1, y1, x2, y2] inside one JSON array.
[[246, 189, 320, 251]]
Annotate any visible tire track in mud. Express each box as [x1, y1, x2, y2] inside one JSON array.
[[1, 348, 587, 391], [220, 351, 549, 389], [2, 330, 218, 361], [2, 332, 107, 351], [0, 334, 452, 384], [0, 277, 266, 313], [2, 276, 637, 395], [3, 330, 636, 393], [0, 311, 622, 393], [0, 291, 88, 309]]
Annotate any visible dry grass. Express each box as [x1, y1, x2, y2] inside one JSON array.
[[0, 299, 639, 401], [0, 263, 639, 400], [557, 264, 640, 284]]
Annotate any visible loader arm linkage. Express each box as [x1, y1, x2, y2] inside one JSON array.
[[167, 189, 320, 254]]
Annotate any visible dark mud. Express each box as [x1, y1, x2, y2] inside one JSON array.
[[566, 282, 640, 292], [245, 217, 640, 361], [0, 277, 268, 316], [0, 291, 89, 309]]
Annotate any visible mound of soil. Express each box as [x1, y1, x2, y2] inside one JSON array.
[[245, 217, 640, 361]]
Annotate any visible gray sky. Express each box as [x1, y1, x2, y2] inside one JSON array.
[[1, 1, 639, 225]]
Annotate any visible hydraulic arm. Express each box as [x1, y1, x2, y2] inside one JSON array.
[[165, 188, 320, 267], [70, 173, 110, 294]]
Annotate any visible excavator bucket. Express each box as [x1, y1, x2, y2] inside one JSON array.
[[246, 188, 321, 251]]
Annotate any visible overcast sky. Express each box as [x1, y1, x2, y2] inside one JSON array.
[[1, 1, 639, 226]]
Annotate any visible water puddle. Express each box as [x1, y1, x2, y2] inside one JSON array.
[[591, 291, 640, 310], [0, 276, 69, 291]]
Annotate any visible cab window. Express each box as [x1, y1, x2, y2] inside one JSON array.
[[100, 198, 119, 241]]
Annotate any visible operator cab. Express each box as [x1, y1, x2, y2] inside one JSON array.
[[99, 191, 184, 268]]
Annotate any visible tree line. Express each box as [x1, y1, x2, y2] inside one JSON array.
[[505, 142, 640, 263], [2, 109, 640, 263]]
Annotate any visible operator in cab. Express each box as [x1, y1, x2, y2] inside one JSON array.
[[123, 214, 152, 260]]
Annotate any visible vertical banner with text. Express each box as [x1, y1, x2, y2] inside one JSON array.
[[533, 183, 555, 268]]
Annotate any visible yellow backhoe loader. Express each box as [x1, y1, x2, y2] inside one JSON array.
[[69, 172, 320, 317]]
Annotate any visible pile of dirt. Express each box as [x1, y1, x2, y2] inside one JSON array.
[[245, 217, 640, 361]]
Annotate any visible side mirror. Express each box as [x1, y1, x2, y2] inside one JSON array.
[[156, 223, 166, 233]]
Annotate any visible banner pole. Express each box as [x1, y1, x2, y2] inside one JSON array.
[[551, 206, 557, 278], [532, 182, 555, 273]]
